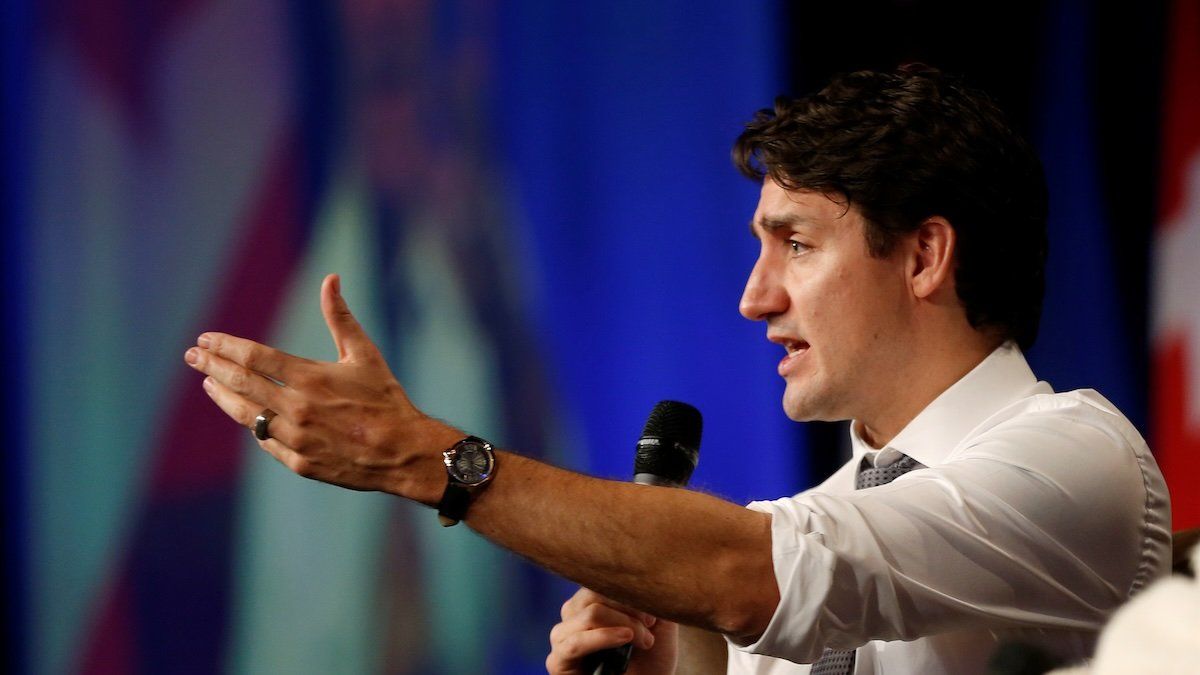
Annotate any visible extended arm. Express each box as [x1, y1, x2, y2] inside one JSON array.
[[184, 274, 778, 638], [468, 452, 775, 636]]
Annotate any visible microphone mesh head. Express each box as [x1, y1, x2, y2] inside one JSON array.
[[634, 400, 702, 486], [641, 400, 702, 450]]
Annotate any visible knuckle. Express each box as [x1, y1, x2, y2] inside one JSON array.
[[580, 604, 613, 629], [252, 346, 280, 372], [562, 633, 589, 659], [578, 605, 600, 627], [564, 588, 595, 615], [242, 348, 259, 371], [381, 379, 404, 399], [234, 402, 253, 426], [287, 367, 312, 389], [228, 368, 249, 391], [291, 404, 314, 428], [287, 456, 312, 477], [290, 431, 312, 452]]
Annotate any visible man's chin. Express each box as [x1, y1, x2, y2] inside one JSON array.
[[781, 388, 841, 423], [781, 394, 815, 422]]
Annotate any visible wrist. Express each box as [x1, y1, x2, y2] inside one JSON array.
[[388, 416, 465, 506]]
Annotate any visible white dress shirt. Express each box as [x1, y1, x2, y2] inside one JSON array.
[[726, 344, 1172, 674]]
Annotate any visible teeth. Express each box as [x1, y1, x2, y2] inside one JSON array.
[[771, 336, 807, 354]]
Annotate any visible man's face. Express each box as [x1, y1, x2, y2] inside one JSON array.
[[740, 180, 913, 423]]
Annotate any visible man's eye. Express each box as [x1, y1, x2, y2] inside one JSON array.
[[788, 240, 810, 254]]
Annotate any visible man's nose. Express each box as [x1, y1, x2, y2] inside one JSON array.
[[739, 256, 788, 321]]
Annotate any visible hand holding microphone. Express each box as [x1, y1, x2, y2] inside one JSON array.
[[548, 588, 674, 675], [547, 401, 701, 675]]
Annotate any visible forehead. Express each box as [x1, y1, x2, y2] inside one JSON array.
[[750, 180, 858, 235]]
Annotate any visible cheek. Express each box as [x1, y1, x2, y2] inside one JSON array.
[[802, 269, 857, 327], [819, 280, 893, 359]]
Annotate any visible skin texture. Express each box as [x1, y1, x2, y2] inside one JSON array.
[[184, 179, 1002, 673]]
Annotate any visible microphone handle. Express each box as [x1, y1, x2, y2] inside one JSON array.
[[585, 645, 633, 675]]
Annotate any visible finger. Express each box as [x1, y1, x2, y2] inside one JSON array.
[[196, 332, 309, 382], [259, 437, 322, 480], [258, 437, 307, 473], [562, 588, 657, 628], [560, 603, 655, 650], [248, 427, 323, 483], [546, 627, 636, 673], [320, 274, 379, 363], [200, 376, 302, 449], [187, 347, 286, 411]]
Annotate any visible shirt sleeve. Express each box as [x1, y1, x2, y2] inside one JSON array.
[[729, 403, 1171, 665]]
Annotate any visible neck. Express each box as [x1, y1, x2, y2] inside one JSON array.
[[856, 330, 1003, 449]]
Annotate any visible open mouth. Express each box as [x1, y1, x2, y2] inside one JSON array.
[[776, 338, 810, 376], [783, 339, 809, 356], [768, 332, 810, 375]]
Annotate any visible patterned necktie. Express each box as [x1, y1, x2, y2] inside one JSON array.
[[809, 453, 921, 675]]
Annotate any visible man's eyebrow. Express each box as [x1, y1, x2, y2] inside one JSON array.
[[748, 215, 815, 238]]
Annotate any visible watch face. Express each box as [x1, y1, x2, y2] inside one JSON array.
[[449, 442, 494, 485]]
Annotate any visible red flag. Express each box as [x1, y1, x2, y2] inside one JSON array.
[[1152, 0, 1200, 530]]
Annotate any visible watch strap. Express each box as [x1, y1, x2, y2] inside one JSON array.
[[437, 482, 472, 527]]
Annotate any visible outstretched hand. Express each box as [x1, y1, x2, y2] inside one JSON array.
[[184, 274, 459, 500]]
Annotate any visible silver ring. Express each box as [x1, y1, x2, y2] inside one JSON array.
[[253, 409, 277, 441]]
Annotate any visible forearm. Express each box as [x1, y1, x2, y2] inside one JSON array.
[[393, 422, 778, 638]]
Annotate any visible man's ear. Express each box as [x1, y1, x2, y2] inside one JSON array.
[[909, 216, 956, 299]]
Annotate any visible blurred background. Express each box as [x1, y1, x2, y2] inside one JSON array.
[[3, 0, 1197, 673]]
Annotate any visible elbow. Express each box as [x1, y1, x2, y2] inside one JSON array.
[[708, 516, 780, 640], [710, 576, 779, 640]]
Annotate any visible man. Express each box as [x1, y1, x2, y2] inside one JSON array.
[[184, 66, 1172, 673]]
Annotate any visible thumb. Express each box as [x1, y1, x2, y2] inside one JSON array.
[[320, 274, 377, 362]]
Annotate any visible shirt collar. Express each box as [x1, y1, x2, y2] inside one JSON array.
[[849, 343, 1049, 467]]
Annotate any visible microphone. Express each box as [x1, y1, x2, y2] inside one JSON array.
[[583, 400, 703, 675]]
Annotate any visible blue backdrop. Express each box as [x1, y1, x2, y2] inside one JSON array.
[[6, 0, 1190, 673]]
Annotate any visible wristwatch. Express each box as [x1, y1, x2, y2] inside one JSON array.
[[437, 435, 497, 527]]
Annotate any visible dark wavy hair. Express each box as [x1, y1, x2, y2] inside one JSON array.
[[733, 64, 1048, 350]]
